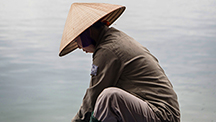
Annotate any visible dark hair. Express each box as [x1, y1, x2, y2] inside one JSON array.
[[92, 21, 106, 29]]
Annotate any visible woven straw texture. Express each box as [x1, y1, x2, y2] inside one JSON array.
[[59, 3, 126, 56]]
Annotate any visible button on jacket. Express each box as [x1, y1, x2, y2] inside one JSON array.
[[72, 27, 180, 122]]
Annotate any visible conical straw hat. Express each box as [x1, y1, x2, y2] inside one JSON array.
[[59, 3, 126, 57]]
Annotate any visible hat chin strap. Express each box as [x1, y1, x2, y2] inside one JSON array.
[[80, 28, 96, 47]]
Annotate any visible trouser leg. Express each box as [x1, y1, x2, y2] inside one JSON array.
[[91, 87, 161, 122]]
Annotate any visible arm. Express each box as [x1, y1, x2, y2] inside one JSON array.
[[72, 48, 123, 122]]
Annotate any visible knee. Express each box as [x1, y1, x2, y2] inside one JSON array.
[[96, 87, 123, 104], [93, 87, 123, 121], [100, 87, 121, 98]]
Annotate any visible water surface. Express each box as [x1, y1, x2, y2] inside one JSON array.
[[0, 0, 216, 122]]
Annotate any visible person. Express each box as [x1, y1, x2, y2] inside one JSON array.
[[59, 3, 180, 122]]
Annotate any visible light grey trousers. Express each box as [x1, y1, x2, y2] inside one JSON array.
[[92, 87, 161, 122]]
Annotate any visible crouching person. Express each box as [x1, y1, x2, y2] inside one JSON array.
[[59, 3, 180, 122]]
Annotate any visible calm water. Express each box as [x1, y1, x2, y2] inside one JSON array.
[[0, 0, 216, 122]]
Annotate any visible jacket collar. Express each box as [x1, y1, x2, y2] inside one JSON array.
[[95, 25, 109, 49]]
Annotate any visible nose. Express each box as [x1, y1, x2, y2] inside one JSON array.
[[77, 45, 82, 49]]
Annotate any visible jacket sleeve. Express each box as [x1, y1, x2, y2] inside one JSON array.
[[72, 48, 123, 122]]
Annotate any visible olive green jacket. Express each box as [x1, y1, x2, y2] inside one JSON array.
[[72, 27, 180, 122]]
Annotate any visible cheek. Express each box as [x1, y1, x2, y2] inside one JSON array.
[[83, 47, 90, 51], [83, 45, 95, 53]]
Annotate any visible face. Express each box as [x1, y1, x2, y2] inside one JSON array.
[[76, 36, 95, 53]]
